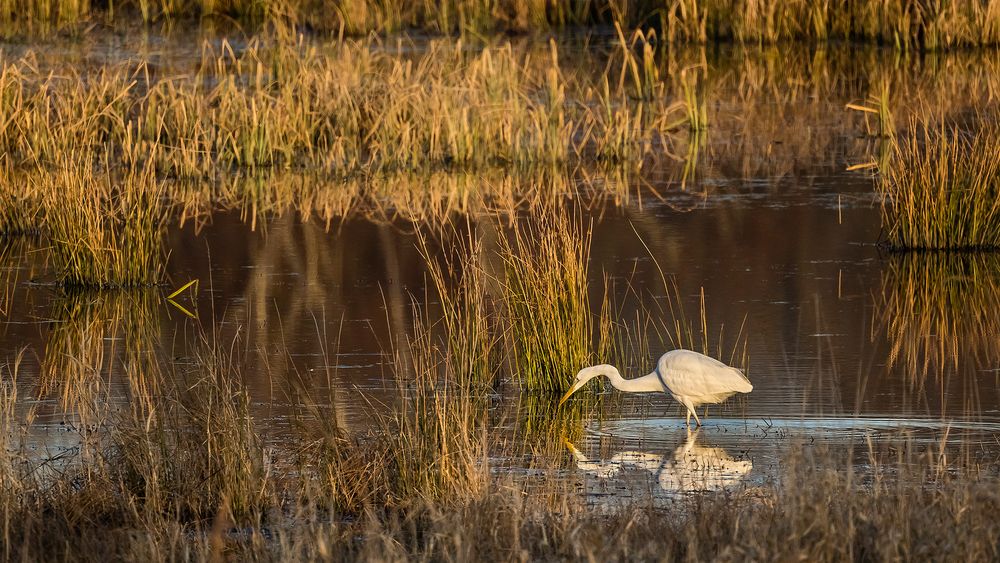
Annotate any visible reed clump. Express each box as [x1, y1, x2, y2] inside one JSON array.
[[39, 162, 165, 288], [879, 118, 1000, 250], [111, 359, 273, 520], [0, 169, 42, 236], [499, 206, 593, 391], [7, 0, 1000, 50], [416, 226, 500, 390], [0, 38, 679, 178]]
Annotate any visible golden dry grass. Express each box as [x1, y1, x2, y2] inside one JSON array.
[[879, 117, 1000, 250], [39, 162, 165, 287], [4, 333, 1000, 560], [8, 0, 1000, 51]]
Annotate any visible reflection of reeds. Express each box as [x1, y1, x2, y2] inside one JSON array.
[[879, 118, 1000, 250], [40, 289, 161, 419], [877, 253, 1000, 383], [846, 78, 894, 138], [680, 67, 708, 132]]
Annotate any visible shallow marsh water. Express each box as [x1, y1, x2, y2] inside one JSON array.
[[2, 35, 1000, 502]]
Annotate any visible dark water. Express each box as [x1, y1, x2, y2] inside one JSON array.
[[3, 38, 1000, 499]]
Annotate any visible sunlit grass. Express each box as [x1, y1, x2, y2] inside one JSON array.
[[0, 39, 679, 178], [7, 0, 1000, 50], [499, 206, 594, 391], [40, 163, 165, 288], [0, 168, 41, 236], [879, 118, 1000, 250], [416, 225, 499, 391]]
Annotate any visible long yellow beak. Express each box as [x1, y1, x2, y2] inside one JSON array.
[[558, 380, 587, 406]]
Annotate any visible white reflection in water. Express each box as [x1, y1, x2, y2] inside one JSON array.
[[567, 428, 752, 493]]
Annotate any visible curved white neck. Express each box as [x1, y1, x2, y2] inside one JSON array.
[[582, 364, 648, 393]]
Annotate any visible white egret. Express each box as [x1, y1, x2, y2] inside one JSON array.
[[558, 349, 753, 426], [565, 429, 753, 492]]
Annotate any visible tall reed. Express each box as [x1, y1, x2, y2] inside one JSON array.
[[879, 118, 1000, 250], [499, 205, 593, 391], [416, 225, 500, 390], [40, 162, 165, 287]]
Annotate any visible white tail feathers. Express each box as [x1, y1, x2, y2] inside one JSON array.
[[731, 368, 753, 393]]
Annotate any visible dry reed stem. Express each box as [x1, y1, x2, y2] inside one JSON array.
[[880, 117, 1000, 250]]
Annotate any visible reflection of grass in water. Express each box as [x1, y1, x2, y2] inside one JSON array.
[[880, 118, 1000, 250], [40, 289, 161, 419], [177, 165, 646, 230], [628, 225, 749, 370], [878, 252, 1000, 383], [510, 391, 592, 449]]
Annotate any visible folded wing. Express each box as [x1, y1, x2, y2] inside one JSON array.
[[656, 349, 753, 401]]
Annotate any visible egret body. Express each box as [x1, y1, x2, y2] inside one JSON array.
[[558, 349, 753, 426]]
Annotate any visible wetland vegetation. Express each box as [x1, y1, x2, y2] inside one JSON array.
[[3, 2, 1000, 560]]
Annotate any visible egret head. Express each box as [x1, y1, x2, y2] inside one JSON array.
[[558, 365, 614, 406]]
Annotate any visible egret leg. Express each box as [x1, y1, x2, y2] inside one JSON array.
[[692, 409, 702, 427], [685, 410, 691, 427]]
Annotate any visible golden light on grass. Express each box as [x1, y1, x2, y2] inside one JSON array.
[[40, 162, 166, 288], [879, 117, 1000, 250], [6, 0, 1000, 49], [499, 205, 594, 391]]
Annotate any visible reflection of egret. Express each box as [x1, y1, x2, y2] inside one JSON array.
[[559, 349, 753, 426], [565, 429, 752, 492]]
